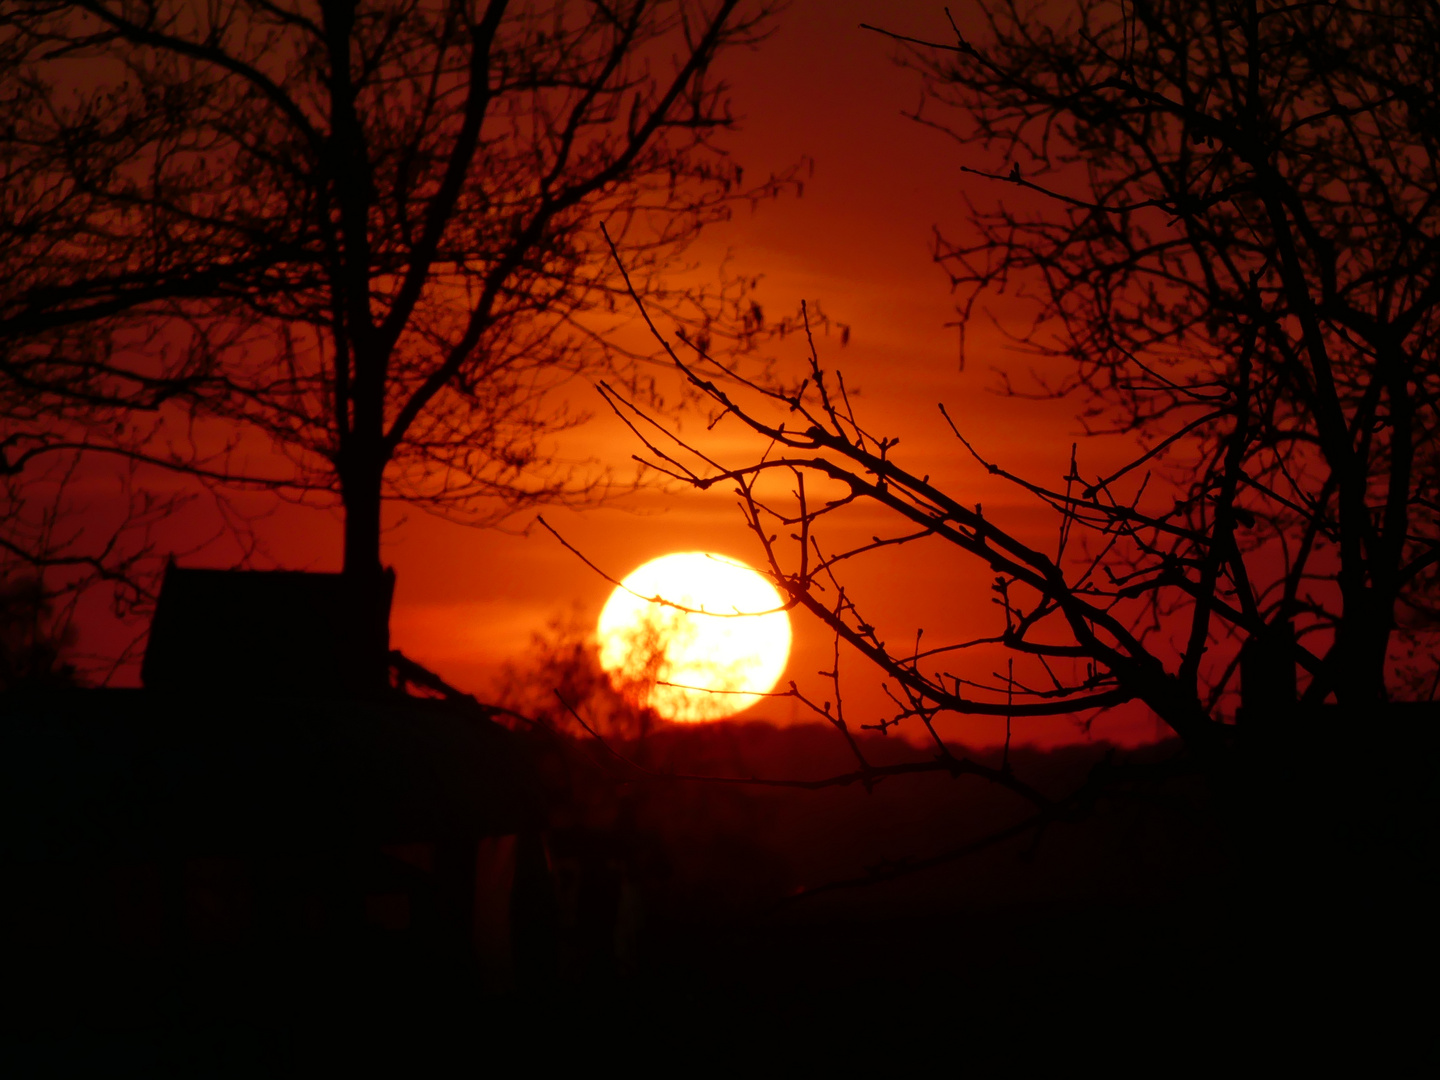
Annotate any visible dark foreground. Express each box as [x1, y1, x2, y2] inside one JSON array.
[[4, 716, 1433, 1072]]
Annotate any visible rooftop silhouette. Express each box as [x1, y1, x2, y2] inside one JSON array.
[[141, 564, 397, 697]]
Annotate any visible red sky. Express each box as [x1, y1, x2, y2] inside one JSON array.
[[72, 1, 1163, 748]]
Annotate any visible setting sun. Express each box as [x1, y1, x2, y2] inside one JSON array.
[[596, 552, 791, 723]]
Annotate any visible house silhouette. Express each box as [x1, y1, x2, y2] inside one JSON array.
[[141, 565, 398, 696], [2, 564, 556, 1033]]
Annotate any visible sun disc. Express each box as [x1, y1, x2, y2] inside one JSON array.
[[596, 552, 791, 722]]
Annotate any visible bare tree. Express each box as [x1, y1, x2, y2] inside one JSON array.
[[892, 0, 1440, 708], [0, 16, 228, 676], [497, 606, 661, 741], [3, 0, 795, 682], [0, 573, 77, 689], [596, 0, 1439, 777]]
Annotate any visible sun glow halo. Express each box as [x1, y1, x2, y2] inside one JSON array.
[[596, 552, 791, 722]]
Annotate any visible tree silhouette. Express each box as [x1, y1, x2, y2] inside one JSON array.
[[894, 0, 1440, 709], [499, 606, 661, 741], [1, 15, 221, 663], [601, 0, 1439, 770], [0, 574, 78, 690], [3, 0, 793, 682]]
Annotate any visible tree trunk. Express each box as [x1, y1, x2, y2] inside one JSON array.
[[340, 453, 392, 694], [1330, 586, 1391, 706]]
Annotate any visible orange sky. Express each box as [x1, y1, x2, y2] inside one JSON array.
[[384, 1, 1158, 748], [72, 1, 1163, 748]]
